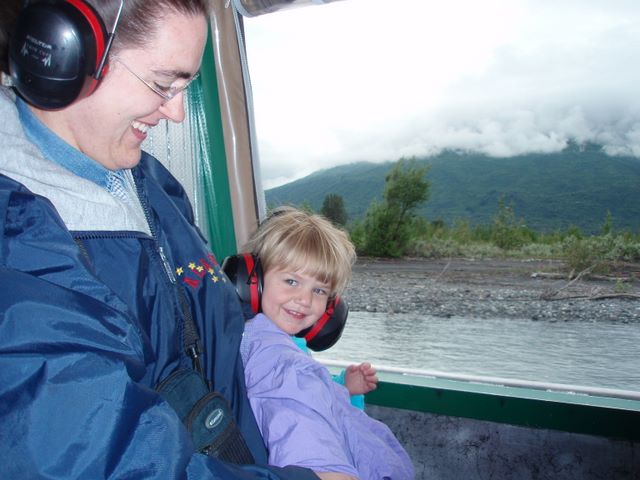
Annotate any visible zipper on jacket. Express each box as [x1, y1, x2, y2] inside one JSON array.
[[132, 165, 208, 385], [132, 169, 176, 285], [158, 246, 177, 283]]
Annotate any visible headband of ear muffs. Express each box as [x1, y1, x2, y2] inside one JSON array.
[[9, 0, 111, 109], [221, 253, 349, 352]]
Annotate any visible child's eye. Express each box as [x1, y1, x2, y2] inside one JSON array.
[[285, 278, 298, 286], [313, 288, 328, 296]]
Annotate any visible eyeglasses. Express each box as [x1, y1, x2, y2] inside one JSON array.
[[116, 59, 199, 103]]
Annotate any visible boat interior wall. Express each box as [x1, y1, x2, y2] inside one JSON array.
[[210, 2, 263, 250], [367, 373, 640, 440], [364, 372, 640, 480], [145, 58, 239, 259], [232, 0, 344, 18], [147, 7, 265, 258], [368, 404, 639, 480], [144, 104, 199, 217]]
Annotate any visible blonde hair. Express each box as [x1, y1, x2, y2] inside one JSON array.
[[244, 207, 356, 297]]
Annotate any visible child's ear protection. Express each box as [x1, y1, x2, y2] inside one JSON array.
[[222, 253, 263, 315], [222, 253, 349, 352], [295, 295, 348, 352], [9, 0, 120, 109]]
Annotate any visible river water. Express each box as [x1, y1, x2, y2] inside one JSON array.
[[313, 311, 640, 393]]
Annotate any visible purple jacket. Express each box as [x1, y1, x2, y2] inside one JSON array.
[[240, 314, 415, 479]]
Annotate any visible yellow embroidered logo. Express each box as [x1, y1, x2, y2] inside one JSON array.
[[175, 253, 226, 289]]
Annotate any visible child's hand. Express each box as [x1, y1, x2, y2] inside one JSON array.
[[344, 362, 378, 396]]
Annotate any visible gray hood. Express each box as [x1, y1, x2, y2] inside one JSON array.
[[0, 87, 150, 234]]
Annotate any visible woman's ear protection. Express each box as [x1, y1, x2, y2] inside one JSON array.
[[9, 0, 122, 109], [221, 253, 349, 352]]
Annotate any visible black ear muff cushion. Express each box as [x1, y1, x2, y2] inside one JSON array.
[[296, 296, 349, 352], [9, 0, 107, 109], [221, 254, 263, 315]]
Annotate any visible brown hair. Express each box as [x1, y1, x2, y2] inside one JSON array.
[[244, 207, 357, 297], [0, 0, 21, 74], [87, 0, 209, 53]]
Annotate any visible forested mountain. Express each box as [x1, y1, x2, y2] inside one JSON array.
[[265, 143, 640, 234]]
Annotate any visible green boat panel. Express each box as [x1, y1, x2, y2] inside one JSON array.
[[366, 370, 640, 442], [198, 28, 237, 259]]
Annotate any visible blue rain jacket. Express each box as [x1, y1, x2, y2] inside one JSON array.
[[0, 149, 318, 479]]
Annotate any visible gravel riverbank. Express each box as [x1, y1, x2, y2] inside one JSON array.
[[344, 257, 640, 323]]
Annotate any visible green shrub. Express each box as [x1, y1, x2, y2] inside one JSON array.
[[559, 234, 640, 275], [517, 242, 561, 258], [408, 237, 464, 258]]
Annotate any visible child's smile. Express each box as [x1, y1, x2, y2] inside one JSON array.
[[262, 268, 331, 335]]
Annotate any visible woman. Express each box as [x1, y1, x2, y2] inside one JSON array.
[[0, 1, 317, 478]]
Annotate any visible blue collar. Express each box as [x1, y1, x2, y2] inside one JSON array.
[[16, 98, 121, 189]]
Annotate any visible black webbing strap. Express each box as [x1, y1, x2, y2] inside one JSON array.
[[175, 284, 210, 389]]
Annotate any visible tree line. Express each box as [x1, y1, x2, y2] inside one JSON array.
[[290, 157, 640, 277]]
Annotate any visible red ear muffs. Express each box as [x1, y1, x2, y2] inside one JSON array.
[[295, 296, 348, 352], [9, 0, 111, 109], [221, 253, 263, 315], [221, 253, 349, 352]]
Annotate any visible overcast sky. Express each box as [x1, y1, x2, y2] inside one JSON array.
[[243, 0, 640, 188]]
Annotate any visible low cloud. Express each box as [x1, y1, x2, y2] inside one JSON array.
[[246, 0, 640, 188]]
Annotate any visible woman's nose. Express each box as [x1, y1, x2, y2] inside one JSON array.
[[159, 91, 186, 123]]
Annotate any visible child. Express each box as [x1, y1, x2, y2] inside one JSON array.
[[239, 207, 415, 480]]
